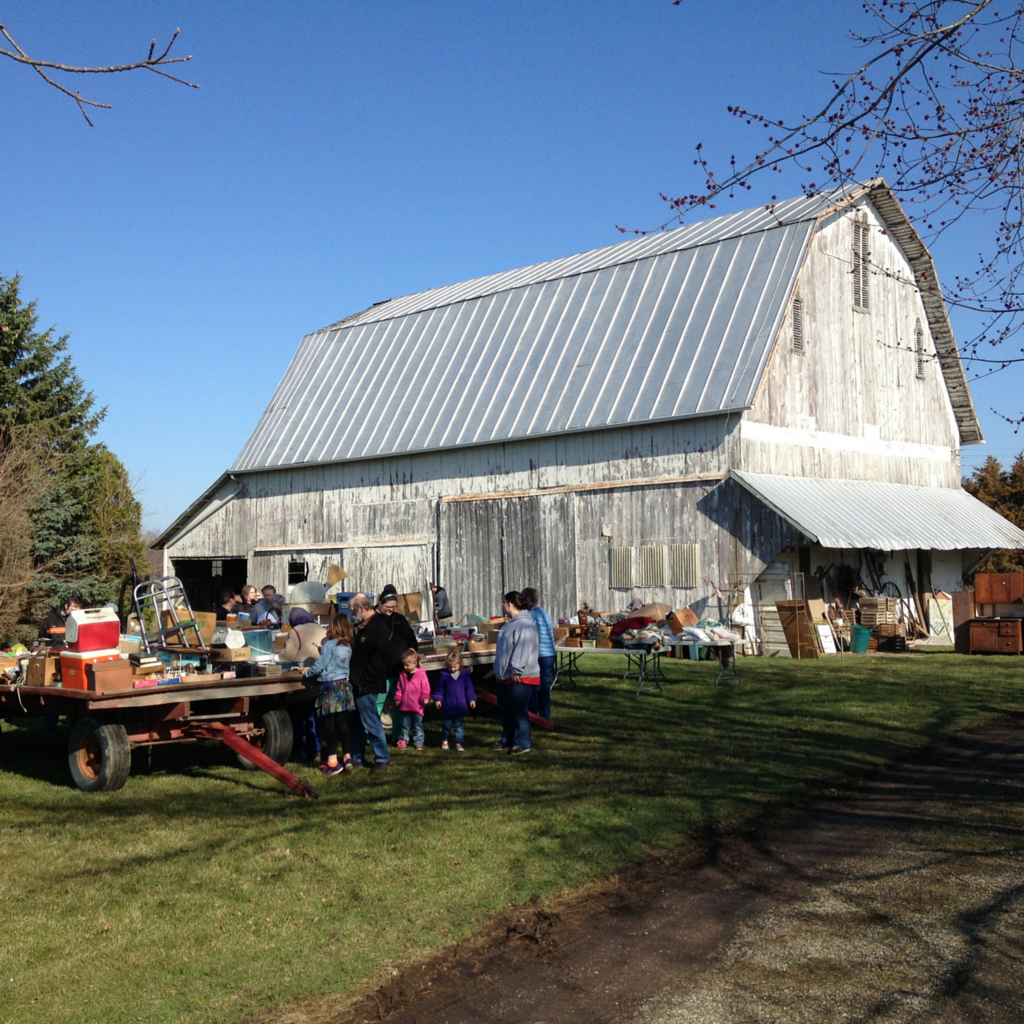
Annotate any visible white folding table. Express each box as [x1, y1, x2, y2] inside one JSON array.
[[553, 645, 666, 695]]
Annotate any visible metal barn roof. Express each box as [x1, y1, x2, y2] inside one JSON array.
[[732, 471, 1024, 551], [232, 180, 978, 473]]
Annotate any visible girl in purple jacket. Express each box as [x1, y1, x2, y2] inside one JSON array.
[[432, 651, 477, 751]]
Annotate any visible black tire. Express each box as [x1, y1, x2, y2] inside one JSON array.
[[68, 717, 131, 792], [236, 707, 293, 769]]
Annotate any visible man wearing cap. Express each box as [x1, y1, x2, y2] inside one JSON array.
[[376, 583, 419, 727], [347, 592, 392, 771]]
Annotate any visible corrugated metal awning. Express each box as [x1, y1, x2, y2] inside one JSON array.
[[731, 471, 1024, 551]]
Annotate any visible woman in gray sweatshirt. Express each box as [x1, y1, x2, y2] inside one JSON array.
[[492, 591, 540, 754]]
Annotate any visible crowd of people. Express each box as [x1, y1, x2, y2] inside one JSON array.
[[36, 578, 558, 772], [302, 584, 557, 775]]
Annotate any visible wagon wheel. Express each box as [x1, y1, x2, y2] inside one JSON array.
[[68, 716, 132, 792], [236, 707, 293, 770], [880, 581, 902, 599]]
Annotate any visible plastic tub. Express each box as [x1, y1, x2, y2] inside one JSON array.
[[850, 623, 871, 654]]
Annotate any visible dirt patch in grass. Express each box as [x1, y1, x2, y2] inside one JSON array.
[[250, 712, 1024, 1024]]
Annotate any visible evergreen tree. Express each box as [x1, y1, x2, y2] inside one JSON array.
[[0, 273, 143, 640], [0, 274, 102, 446], [964, 455, 1024, 575]]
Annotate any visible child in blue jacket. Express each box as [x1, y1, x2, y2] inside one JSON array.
[[304, 614, 355, 776], [432, 650, 477, 751]]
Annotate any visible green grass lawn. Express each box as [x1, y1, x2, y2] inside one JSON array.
[[1, 650, 1020, 1024]]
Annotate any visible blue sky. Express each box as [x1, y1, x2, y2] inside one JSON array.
[[2, 1, 1015, 532]]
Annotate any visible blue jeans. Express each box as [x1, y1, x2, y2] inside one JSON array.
[[528, 655, 556, 720], [496, 680, 532, 751], [398, 711, 425, 747], [442, 715, 465, 744], [348, 692, 390, 764]]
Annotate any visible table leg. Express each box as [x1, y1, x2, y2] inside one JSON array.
[[554, 650, 580, 689], [633, 652, 664, 695], [715, 644, 741, 685]]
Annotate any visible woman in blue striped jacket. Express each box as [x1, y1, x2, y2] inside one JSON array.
[[523, 588, 555, 721]]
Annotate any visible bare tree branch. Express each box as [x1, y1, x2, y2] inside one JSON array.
[[0, 24, 198, 126], [648, 1, 1024, 380]]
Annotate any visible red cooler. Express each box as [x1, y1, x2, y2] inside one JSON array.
[[65, 608, 120, 653], [60, 650, 121, 690]]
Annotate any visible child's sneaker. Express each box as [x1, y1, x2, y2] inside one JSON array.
[[414, 743, 424, 750], [342, 757, 354, 774], [440, 741, 449, 750], [455, 743, 465, 752], [395, 739, 407, 749], [323, 762, 347, 776]]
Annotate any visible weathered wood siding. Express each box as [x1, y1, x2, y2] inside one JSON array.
[[739, 202, 963, 486], [167, 417, 740, 619]]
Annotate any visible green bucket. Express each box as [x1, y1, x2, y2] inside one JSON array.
[[850, 623, 871, 654]]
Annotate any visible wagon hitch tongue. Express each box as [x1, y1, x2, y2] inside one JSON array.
[[188, 721, 320, 798]]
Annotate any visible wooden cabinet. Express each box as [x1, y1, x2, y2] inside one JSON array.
[[968, 618, 1023, 655], [974, 573, 1024, 605]]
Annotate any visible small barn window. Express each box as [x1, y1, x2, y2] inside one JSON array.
[[609, 547, 634, 590], [852, 217, 870, 312], [672, 544, 700, 589], [287, 560, 308, 585], [211, 559, 223, 576], [915, 318, 926, 379], [638, 545, 668, 587], [792, 297, 804, 354]]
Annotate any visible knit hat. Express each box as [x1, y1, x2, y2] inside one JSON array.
[[288, 607, 315, 627], [379, 584, 399, 604]]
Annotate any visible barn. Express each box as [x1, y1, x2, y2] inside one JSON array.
[[155, 179, 1024, 634]]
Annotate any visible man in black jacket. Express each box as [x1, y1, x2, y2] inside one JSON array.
[[348, 593, 391, 771], [376, 583, 419, 727]]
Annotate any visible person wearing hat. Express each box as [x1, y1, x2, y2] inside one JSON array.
[[376, 583, 419, 727], [347, 593, 392, 771], [281, 607, 327, 666]]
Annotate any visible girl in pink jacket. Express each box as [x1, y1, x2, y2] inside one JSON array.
[[394, 649, 431, 749]]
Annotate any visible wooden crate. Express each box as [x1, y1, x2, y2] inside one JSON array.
[[860, 597, 898, 626]]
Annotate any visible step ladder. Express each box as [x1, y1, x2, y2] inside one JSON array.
[[133, 576, 209, 653]]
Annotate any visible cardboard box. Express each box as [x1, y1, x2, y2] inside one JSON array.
[[487, 630, 502, 643], [595, 640, 615, 649], [88, 661, 134, 694], [210, 647, 252, 663], [25, 654, 60, 687], [396, 592, 422, 622], [119, 634, 142, 655], [563, 638, 582, 648], [667, 609, 699, 634], [553, 626, 570, 640], [596, 625, 613, 638], [161, 610, 217, 644], [467, 640, 496, 652]]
